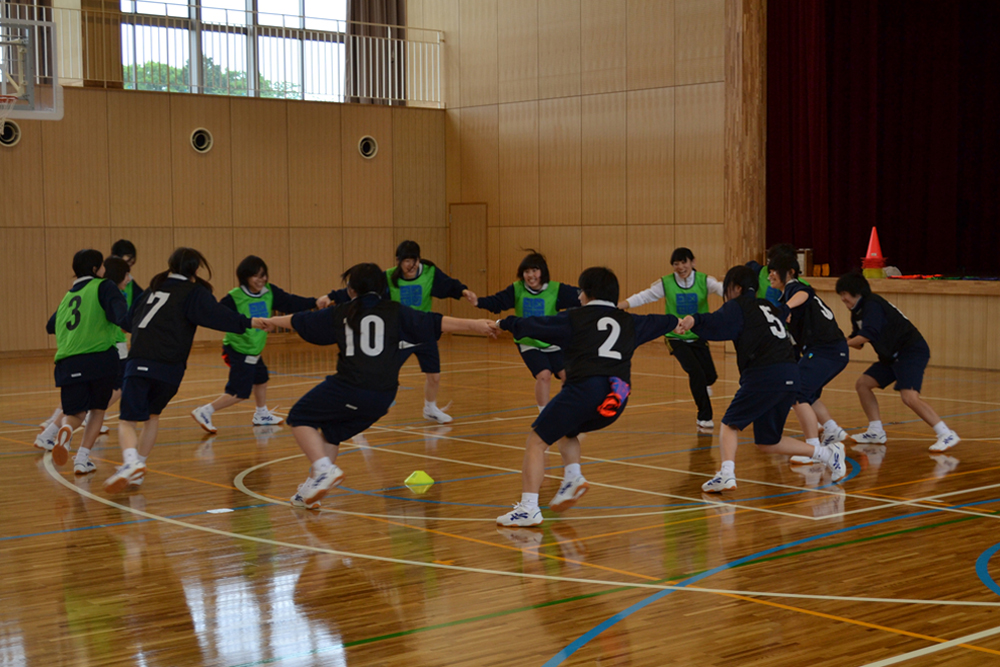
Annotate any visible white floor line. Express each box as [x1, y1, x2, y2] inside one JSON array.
[[857, 624, 1000, 666]]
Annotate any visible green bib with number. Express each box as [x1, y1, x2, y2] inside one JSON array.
[[662, 272, 708, 341], [513, 281, 560, 348], [223, 286, 274, 355], [387, 265, 435, 312], [54, 279, 119, 362]]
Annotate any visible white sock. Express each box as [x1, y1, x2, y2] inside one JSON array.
[[721, 460, 735, 476], [424, 400, 437, 410], [537, 405, 545, 413], [74, 448, 91, 464], [255, 405, 269, 415], [314, 456, 333, 473], [202, 404, 216, 416], [806, 437, 820, 448], [123, 448, 139, 465], [933, 421, 949, 437], [564, 463, 581, 481], [138, 454, 148, 464], [520, 492, 539, 508], [813, 444, 832, 463], [41, 423, 59, 440], [823, 419, 837, 432], [869, 420, 884, 433]]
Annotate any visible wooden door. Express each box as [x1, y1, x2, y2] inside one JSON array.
[[448, 203, 488, 321]]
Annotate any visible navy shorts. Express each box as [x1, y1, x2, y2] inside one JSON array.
[[864, 342, 930, 392], [119, 376, 180, 422], [287, 376, 397, 445], [60, 376, 116, 415], [722, 387, 796, 445], [797, 343, 849, 404], [113, 358, 128, 391], [222, 345, 270, 399], [533, 376, 627, 445], [518, 345, 566, 378], [399, 341, 441, 374]]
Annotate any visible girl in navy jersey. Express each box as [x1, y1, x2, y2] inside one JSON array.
[[469, 251, 579, 411], [191, 255, 319, 433], [259, 263, 497, 509], [103, 248, 266, 493]]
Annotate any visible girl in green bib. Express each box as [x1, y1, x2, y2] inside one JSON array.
[[470, 251, 580, 411], [192, 255, 320, 433]]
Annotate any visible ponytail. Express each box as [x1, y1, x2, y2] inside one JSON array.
[[150, 247, 214, 293], [341, 263, 388, 331]]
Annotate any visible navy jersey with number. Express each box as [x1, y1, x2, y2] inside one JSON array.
[[780, 280, 844, 352]]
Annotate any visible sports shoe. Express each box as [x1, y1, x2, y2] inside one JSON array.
[[291, 482, 322, 510], [823, 427, 848, 447], [299, 466, 346, 505], [929, 430, 960, 452], [191, 406, 217, 434], [696, 419, 715, 430], [423, 404, 453, 424], [851, 430, 887, 444], [52, 425, 73, 466], [74, 459, 97, 475], [790, 454, 819, 464], [497, 501, 543, 527], [548, 475, 589, 513], [826, 441, 848, 482], [104, 461, 147, 494], [33, 432, 55, 452], [702, 472, 737, 493], [80, 414, 109, 434], [252, 411, 284, 426]]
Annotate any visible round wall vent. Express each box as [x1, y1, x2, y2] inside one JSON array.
[[190, 127, 214, 153], [358, 135, 378, 159], [0, 120, 22, 148]]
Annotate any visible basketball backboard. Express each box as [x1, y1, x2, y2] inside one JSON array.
[[0, 15, 62, 121]]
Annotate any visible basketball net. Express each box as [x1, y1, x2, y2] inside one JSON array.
[[0, 95, 17, 136]]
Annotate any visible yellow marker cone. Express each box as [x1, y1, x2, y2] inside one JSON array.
[[404, 470, 434, 494]]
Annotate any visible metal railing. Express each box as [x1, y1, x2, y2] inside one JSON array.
[[0, 2, 441, 106]]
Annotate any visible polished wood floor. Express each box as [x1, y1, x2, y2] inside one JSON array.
[[3, 334, 1000, 666]]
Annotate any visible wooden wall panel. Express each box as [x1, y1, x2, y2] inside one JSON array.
[[394, 227, 449, 269], [581, 0, 626, 95], [674, 223, 726, 280], [626, 0, 675, 90], [0, 229, 49, 351], [459, 0, 498, 107], [627, 87, 674, 226], [231, 98, 289, 228], [109, 227, 175, 287], [459, 105, 499, 226], [342, 227, 395, 270], [581, 226, 627, 286], [288, 102, 343, 228], [107, 91, 172, 228], [539, 226, 582, 287], [499, 101, 539, 227], [498, 0, 539, 103], [625, 225, 674, 313], [675, 82, 724, 223], [288, 229, 343, 298], [232, 228, 291, 292], [172, 228, 234, 342], [423, 0, 462, 107], [393, 108, 446, 228], [675, 0, 725, 85], [0, 118, 45, 228], [170, 95, 233, 228], [445, 109, 462, 203], [342, 104, 393, 228], [538, 0, 582, 99], [493, 227, 540, 294], [581, 93, 626, 226], [44, 227, 113, 340], [41, 88, 110, 228], [538, 97, 581, 227]]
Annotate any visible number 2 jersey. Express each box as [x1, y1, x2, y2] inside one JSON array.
[[498, 301, 680, 384], [290, 296, 444, 393]]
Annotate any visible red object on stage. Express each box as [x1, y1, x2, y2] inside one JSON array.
[[862, 227, 886, 269]]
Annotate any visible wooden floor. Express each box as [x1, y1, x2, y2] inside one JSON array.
[[3, 334, 1000, 666]]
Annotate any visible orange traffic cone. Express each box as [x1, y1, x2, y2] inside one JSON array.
[[862, 227, 886, 278]]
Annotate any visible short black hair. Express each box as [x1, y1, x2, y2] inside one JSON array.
[[73, 249, 104, 278], [103, 257, 130, 286], [236, 255, 269, 288], [516, 250, 550, 284], [767, 252, 801, 283], [111, 239, 137, 260], [722, 265, 758, 299], [341, 263, 389, 331], [395, 240, 421, 261], [670, 247, 695, 264], [835, 271, 871, 297], [578, 266, 619, 303], [767, 243, 797, 262]]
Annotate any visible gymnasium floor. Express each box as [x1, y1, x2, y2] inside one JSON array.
[[2, 334, 1000, 666]]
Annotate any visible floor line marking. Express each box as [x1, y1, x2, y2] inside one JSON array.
[[857, 624, 1000, 666]]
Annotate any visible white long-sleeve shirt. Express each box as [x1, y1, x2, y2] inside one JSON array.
[[625, 271, 723, 309]]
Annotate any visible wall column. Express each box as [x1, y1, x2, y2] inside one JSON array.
[[724, 0, 767, 267]]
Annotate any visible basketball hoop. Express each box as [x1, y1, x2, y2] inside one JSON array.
[[0, 95, 17, 136]]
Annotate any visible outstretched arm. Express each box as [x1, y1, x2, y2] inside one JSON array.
[[441, 316, 499, 337]]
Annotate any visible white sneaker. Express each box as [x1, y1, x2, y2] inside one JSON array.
[[851, 430, 887, 444], [696, 419, 714, 430], [81, 414, 110, 435], [822, 427, 848, 447], [34, 432, 55, 452], [929, 430, 960, 452], [423, 404, 453, 424], [104, 461, 147, 494], [497, 501, 543, 527], [790, 454, 819, 464], [191, 406, 217, 434], [252, 411, 284, 426], [74, 459, 97, 475], [300, 466, 345, 505], [291, 482, 322, 509], [702, 472, 737, 493], [52, 425, 73, 466], [826, 442, 848, 482], [548, 475, 589, 513]]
